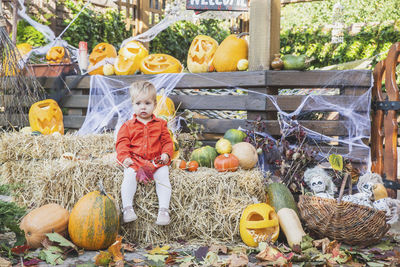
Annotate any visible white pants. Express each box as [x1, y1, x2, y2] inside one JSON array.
[[121, 166, 171, 210]]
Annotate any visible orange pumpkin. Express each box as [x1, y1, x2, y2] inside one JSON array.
[[68, 190, 119, 250], [214, 153, 239, 172], [187, 35, 218, 73], [187, 161, 199, 172], [115, 40, 148, 75], [20, 203, 69, 248], [213, 34, 248, 72], [172, 159, 186, 170], [46, 46, 70, 63], [16, 43, 32, 59], [88, 43, 117, 75], [140, 54, 182, 74], [155, 95, 175, 118], [29, 99, 64, 135]]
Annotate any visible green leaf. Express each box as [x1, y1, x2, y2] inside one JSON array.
[[300, 234, 314, 250], [366, 262, 385, 267], [144, 254, 168, 263], [38, 246, 64, 265], [329, 154, 343, 171], [45, 233, 77, 250], [373, 240, 394, 251]]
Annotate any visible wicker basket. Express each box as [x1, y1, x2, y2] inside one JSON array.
[[298, 195, 390, 246]]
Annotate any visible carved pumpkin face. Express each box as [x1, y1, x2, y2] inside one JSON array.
[[29, 99, 64, 135], [46, 46, 70, 63], [239, 203, 279, 247], [140, 54, 182, 75], [88, 43, 117, 75], [213, 34, 248, 72], [115, 41, 148, 75], [187, 35, 218, 73]]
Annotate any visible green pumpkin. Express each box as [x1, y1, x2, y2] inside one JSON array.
[[266, 182, 299, 215], [190, 146, 218, 168], [223, 129, 246, 145]]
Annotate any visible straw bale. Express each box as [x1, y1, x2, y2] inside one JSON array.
[[0, 132, 115, 162], [3, 158, 265, 245]]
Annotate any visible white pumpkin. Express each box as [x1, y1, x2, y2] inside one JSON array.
[[231, 142, 258, 169]]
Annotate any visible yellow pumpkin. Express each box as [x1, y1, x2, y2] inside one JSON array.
[[155, 95, 175, 118], [373, 183, 388, 200], [215, 138, 232, 154], [17, 43, 32, 58], [213, 34, 248, 72], [46, 46, 70, 63], [20, 203, 69, 248], [88, 43, 117, 75], [29, 99, 64, 135], [115, 41, 148, 75], [140, 54, 182, 74], [240, 203, 279, 247], [187, 35, 218, 73]]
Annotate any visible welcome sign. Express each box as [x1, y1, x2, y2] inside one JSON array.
[[186, 0, 249, 12]]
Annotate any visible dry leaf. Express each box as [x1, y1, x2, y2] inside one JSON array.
[[93, 251, 112, 266], [226, 253, 248, 267], [209, 244, 228, 254], [312, 238, 330, 254], [256, 246, 281, 261], [325, 240, 340, 255], [179, 263, 192, 267], [147, 245, 171, 255], [114, 260, 124, 267], [133, 258, 144, 263], [122, 242, 136, 252], [108, 235, 123, 262], [0, 257, 11, 267]]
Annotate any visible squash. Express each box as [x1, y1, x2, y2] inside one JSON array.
[[214, 153, 239, 172], [190, 146, 218, 168], [212, 34, 248, 72], [237, 59, 248, 71], [187, 35, 218, 73], [88, 43, 117, 75], [231, 142, 258, 169], [266, 182, 299, 214], [223, 129, 246, 145], [239, 203, 279, 247], [46, 46, 69, 63], [373, 183, 388, 201], [29, 99, 64, 135], [155, 95, 175, 118], [140, 54, 182, 74], [282, 55, 307, 70], [215, 138, 232, 154], [20, 203, 69, 248], [277, 208, 306, 248], [68, 190, 119, 250], [187, 160, 199, 172]]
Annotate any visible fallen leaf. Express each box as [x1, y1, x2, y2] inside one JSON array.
[[228, 246, 247, 255], [165, 252, 178, 265], [209, 244, 228, 254], [93, 251, 112, 266], [145, 253, 168, 263], [312, 238, 330, 254], [46, 233, 77, 250], [179, 263, 192, 267], [11, 244, 30, 255], [114, 260, 124, 267], [226, 253, 248, 267], [256, 246, 280, 261], [203, 251, 219, 266], [108, 235, 123, 262], [300, 234, 314, 251], [325, 240, 340, 255], [133, 258, 144, 263], [23, 258, 42, 266], [0, 257, 11, 267], [148, 245, 171, 255], [38, 246, 64, 265], [366, 262, 385, 267], [194, 246, 209, 261], [176, 255, 195, 263], [122, 242, 136, 252], [373, 240, 394, 251]]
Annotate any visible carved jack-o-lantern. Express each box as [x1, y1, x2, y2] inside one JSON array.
[[239, 203, 279, 247], [115, 41, 148, 75], [88, 43, 117, 75], [46, 46, 70, 63], [29, 99, 64, 135], [140, 54, 182, 75], [187, 35, 218, 73]]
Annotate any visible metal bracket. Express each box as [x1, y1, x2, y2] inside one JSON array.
[[372, 97, 400, 113], [382, 178, 400, 190]]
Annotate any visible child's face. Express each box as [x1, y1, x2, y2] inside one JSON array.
[[133, 94, 156, 120]]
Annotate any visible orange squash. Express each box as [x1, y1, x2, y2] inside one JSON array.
[[214, 153, 239, 172], [20, 203, 69, 248], [29, 99, 64, 135], [140, 54, 182, 74], [187, 161, 199, 172], [187, 35, 218, 73], [88, 43, 117, 75], [213, 34, 248, 72], [46, 46, 70, 63], [68, 190, 119, 250]]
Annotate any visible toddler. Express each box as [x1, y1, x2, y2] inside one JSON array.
[[116, 81, 173, 225]]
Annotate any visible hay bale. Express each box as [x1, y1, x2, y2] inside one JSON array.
[[0, 132, 115, 162]]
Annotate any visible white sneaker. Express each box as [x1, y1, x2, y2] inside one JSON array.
[[122, 206, 137, 223], [155, 208, 170, 225]]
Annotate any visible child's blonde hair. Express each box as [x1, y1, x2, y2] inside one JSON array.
[[129, 81, 157, 103]]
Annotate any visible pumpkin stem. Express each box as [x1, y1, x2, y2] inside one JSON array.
[[237, 32, 249, 39]]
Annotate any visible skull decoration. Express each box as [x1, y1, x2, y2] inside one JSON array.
[[341, 173, 377, 208], [187, 35, 218, 73], [373, 197, 400, 224], [29, 99, 64, 135], [303, 166, 337, 199]]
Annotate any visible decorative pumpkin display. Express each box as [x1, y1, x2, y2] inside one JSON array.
[[20, 203, 69, 248], [223, 129, 247, 145], [266, 182, 299, 213], [140, 54, 182, 75], [373, 183, 388, 200], [231, 142, 258, 169], [16, 43, 32, 58], [187, 35, 218, 73], [215, 138, 232, 154], [190, 146, 218, 168], [214, 153, 239, 172], [46, 46, 69, 63], [187, 160, 199, 172], [114, 40, 148, 75], [237, 59, 249, 71], [68, 190, 119, 250], [239, 203, 279, 247], [212, 34, 248, 72], [155, 95, 175, 118], [29, 99, 64, 135], [103, 63, 115, 75], [88, 43, 117, 75]]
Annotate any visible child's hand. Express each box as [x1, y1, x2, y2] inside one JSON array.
[[122, 157, 134, 168], [159, 153, 170, 164]]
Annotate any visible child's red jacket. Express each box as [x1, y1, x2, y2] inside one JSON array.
[[116, 114, 174, 171]]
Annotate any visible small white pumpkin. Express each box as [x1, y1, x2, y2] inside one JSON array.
[[231, 142, 258, 169]]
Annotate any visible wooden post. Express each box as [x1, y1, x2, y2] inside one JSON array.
[[248, 0, 280, 120], [11, 0, 17, 44]]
